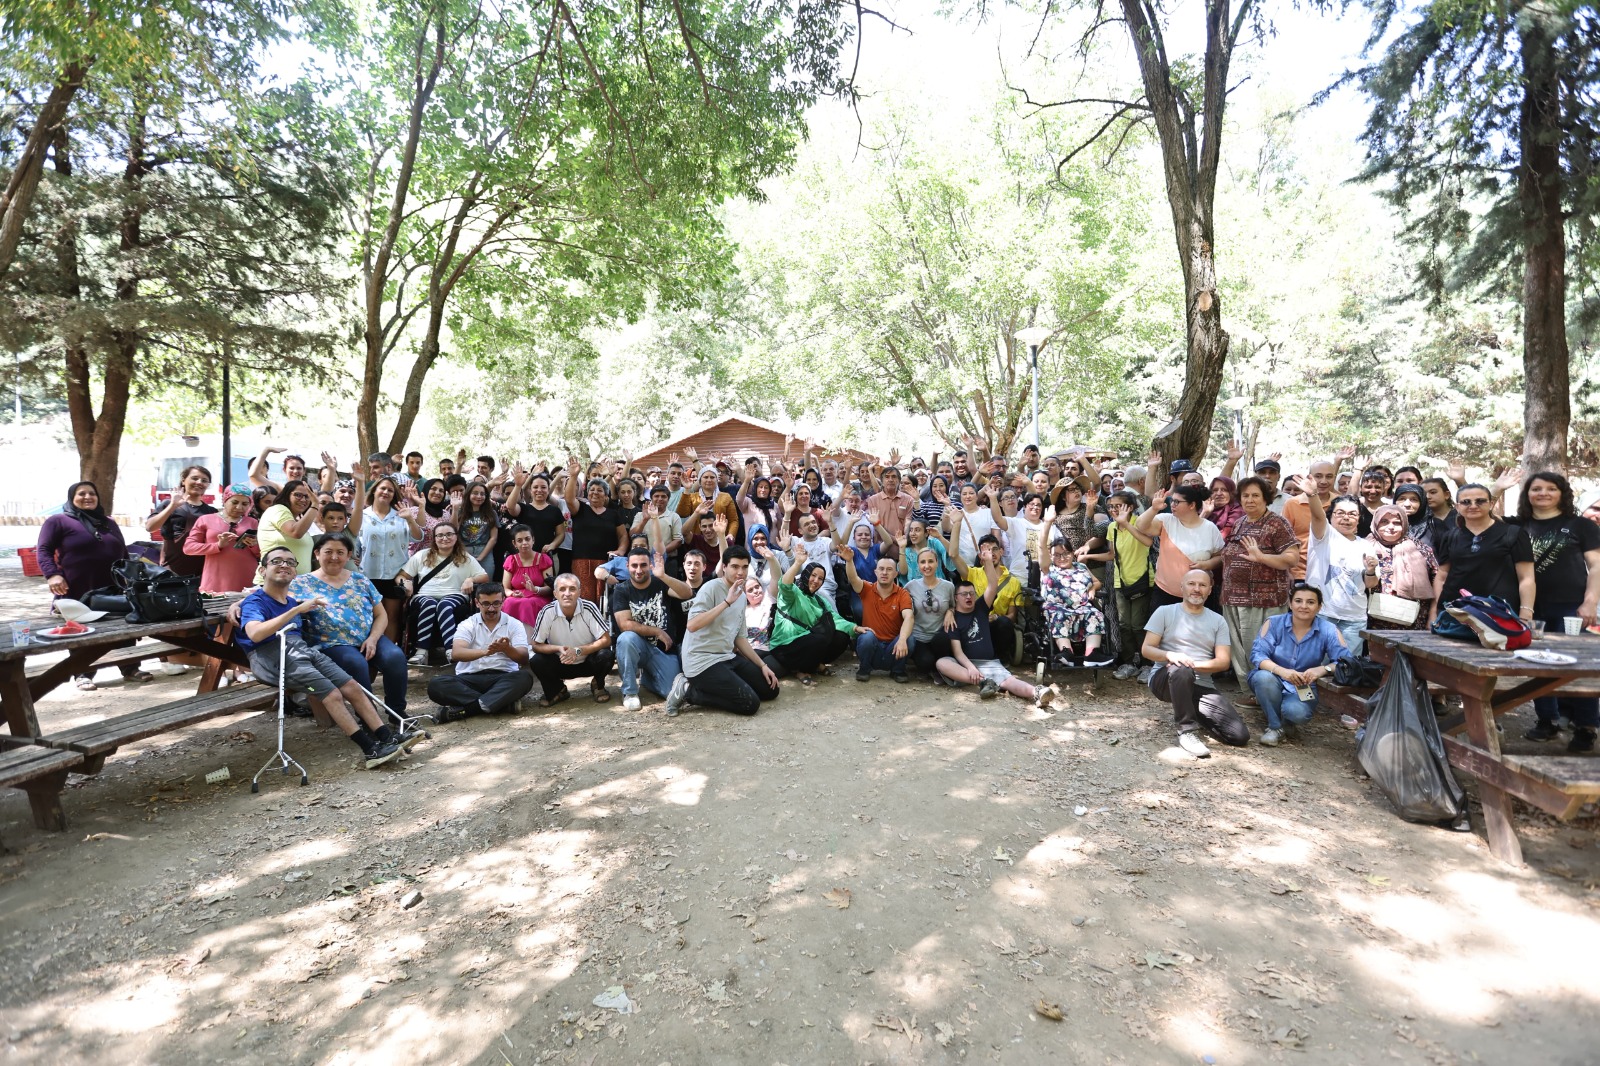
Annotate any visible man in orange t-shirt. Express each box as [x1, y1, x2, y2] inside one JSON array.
[[848, 555, 914, 682], [1280, 460, 1337, 579]]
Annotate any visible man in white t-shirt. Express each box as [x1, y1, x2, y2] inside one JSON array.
[[791, 513, 837, 600], [426, 583, 534, 721], [1141, 569, 1249, 758]]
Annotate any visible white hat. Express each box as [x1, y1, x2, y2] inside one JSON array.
[[54, 598, 108, 623]]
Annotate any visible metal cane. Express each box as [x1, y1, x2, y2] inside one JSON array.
[[252, 633, 309, 792], [351, 679, 434, 744]]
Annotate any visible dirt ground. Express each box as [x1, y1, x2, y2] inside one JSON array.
[[3, 567, 1600, 1066]]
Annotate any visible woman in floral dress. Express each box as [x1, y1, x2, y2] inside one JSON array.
[[1038, 539, 1110, 664]]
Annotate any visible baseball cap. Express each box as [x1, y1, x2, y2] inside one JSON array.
[[1254, 458, 1281, 472], [1168, 459, 1195, 476]]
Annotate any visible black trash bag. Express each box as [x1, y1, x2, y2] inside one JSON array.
[[1357, 651, 1467, 823]]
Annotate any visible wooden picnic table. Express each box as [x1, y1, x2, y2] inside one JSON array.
[[0, 598, 250, 831], [1366, 629, 1600, 866]]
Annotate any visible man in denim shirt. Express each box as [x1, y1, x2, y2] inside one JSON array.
[[1249, 582, 1354, 746]]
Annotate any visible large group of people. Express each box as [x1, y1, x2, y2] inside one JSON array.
[[33, 435, 1600, 765]]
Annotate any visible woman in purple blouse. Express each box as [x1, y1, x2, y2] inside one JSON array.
[[36, 481, 151, 688]]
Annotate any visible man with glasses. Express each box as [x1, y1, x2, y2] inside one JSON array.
[[1429, 485, 1536, 626], [238, 548, 406, 768], [426, 582, 534, 721]]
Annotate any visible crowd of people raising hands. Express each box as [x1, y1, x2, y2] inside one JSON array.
[[33, 432, 1600, 762]]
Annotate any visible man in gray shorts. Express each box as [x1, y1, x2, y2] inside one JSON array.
[[239, 548, 407, 768]]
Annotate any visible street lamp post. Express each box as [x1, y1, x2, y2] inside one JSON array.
[[1013, 326, 1052, 450]]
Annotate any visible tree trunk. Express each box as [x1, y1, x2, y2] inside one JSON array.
[[1118, 0, 1237, 489], [386, 327, 442, 455], [66, 109, 148, 514], [0, 61, 89, 284], [1517, 15, 1569, 475]]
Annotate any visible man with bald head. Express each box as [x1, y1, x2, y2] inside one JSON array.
[[1141, 569, 1249, 758], [1282, 459, 1337, 579]]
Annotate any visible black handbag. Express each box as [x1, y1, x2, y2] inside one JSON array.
[[84, 587, 132, 614], [114, 558, 204, 624]]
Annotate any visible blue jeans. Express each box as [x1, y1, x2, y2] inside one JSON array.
[[1249, 669, 1315, 730], [1532, 601, 1599, 728], [1329, 617, 1366, 657], [855, 631, 912, 677], [321, 637, 409, 714], [615, 630, 681, 698]]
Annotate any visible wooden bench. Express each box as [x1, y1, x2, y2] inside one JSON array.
[[1314, 680, 1376, 721], [1443, 738, 1600, 821], [0, 746, 86, 836], [23, 641, 183, 681], [35, 683, 274, 775]]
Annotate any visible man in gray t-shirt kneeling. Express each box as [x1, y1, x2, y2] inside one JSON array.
[[663, 546, 781, 717], [1142, 569, 1249, 758]]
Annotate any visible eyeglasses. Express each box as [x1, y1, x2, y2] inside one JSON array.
[[1458, 498, 1490, 508], [267, 558, 297, 569]]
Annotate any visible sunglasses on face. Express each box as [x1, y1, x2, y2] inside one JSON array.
[[1459, 498, 1489, 507]]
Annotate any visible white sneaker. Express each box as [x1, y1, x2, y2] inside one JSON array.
[[408, 650, 427, 666], [157, 661, 189, 676], [1178, 732, 1211, 758], [1259, 727, 1283, 747], [622, 694, 641, 712]]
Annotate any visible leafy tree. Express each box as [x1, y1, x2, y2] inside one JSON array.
[[334, 0, 866, 461], [997, 0, 1268, 482], [0, 0, 297, 285], [0, 77, 349, 509], [1342, 0, 1600, 472], [747, 91, 1164, 457]]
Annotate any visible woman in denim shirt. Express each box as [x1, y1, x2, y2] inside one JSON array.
[[1248, 582, 1353, 747]]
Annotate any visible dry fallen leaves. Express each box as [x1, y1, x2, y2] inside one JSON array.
[[823, 887, 852, 910], [1034, 999, 1065, 1021]]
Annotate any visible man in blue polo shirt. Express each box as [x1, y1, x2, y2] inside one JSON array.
[[239, 547, 406, 768]]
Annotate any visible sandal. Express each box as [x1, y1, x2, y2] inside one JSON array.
[[76, 677, 97, 691], [815, 664, 833, 677], [539, 689, 572, 709], [590, 680, 611, 703], [795, 673, 814, 686], [127, 670, 155, 683]]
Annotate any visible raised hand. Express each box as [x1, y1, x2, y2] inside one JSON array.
[[1493, 465, 1524, 493], [888, 446, 901, 466], [713, 514, 729, 537], [1225, 440, 1243, 463], [1267, 452, 1282, 463], [1445, 459, 1466, 484], [1334, 443, 1357, 464], [780, 492, 795, 515], [1146, 447, 1161, 467], [684, 445, 699, 462]]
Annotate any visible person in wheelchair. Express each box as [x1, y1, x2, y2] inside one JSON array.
[[1039, 540, 1113, 667]]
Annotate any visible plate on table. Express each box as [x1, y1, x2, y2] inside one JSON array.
[[37, 624, 96, 640], [1514, 648, 1577, 666]]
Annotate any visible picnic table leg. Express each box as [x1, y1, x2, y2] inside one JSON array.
[[1462, 680, 1522, 866], [18, 769, 68, 831], [1, 664, 71, 831], [196, 620, 236, 695]]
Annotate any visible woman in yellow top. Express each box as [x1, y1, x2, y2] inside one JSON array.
[[255, 479, 322, 582]]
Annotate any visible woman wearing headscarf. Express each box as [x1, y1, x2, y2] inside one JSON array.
[[1390, 483, 1430, 542], [1206, 476, 1244, 541], [1364, 503, 1437, 633], [184, 483, 261, 593], [37, 481, 152, 688], [764, 556, 855, 683], [736, 471, 781, 548]]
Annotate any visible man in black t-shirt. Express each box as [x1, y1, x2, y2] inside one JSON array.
[[934, 581, 1055, 705], [611, 548, 693, 712]]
